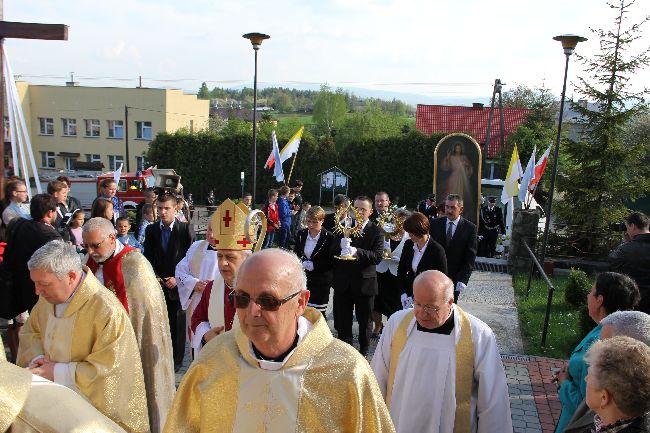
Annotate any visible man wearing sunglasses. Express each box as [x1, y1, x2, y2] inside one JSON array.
[[83, 217, 175, 433], [370, 270, 512, 433], [165, 249, 395, 433]]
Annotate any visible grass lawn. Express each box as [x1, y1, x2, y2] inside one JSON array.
[[513, 273, 588, 359]]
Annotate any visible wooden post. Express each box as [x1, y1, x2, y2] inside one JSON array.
[[286, 153, 298, 187], [0, 6, 68, 198]]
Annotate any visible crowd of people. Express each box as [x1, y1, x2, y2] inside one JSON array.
[[1, 174, 650, 433]]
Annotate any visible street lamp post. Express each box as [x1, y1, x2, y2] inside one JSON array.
[[243, 32, 270, 208], [538, 34, 587, 269]]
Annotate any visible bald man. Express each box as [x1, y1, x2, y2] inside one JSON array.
[[165, 249, 394, 433], [371, 270, 512, 433]]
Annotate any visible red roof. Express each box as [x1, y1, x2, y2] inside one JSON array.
[[415, 104, 530, 158]]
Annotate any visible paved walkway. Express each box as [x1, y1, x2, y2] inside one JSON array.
[[174, 271, 567, 433]]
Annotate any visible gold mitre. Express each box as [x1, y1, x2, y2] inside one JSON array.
[[209, 199, 266, 251]]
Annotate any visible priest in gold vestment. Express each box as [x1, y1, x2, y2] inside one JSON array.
[[164, 248, 395, 433], [1, 338, 126, 433], [83, 217, 176, 433], [16, 240, 150, 433]]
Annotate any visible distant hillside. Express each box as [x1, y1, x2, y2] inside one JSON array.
[[195, 83, 467, 116]]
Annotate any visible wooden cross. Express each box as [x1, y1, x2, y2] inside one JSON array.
[[0, 2, 68, 197]]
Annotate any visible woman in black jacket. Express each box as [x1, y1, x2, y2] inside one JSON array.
[[397, 212, 447, 302], [293, 206, 335, 318]]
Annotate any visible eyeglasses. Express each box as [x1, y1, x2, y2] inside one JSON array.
[[232, 289, 303, 311], [80, 235, 110, 250], [413, 302, 444, 315]]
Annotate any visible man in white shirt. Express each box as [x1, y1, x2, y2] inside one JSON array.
[[371, 270, 512, 433]]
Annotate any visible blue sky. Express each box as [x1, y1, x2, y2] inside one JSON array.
[[7, 0, 650, 102]]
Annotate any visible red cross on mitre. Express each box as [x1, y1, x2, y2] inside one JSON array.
[[236, 237, 251, 248], [222, 210, 232, 227]]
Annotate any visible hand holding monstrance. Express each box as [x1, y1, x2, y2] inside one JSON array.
[[377, 206, 405, 260], [333, 203, 364, 260]]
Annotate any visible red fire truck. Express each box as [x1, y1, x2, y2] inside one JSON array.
[[96, 169, 157, 211]]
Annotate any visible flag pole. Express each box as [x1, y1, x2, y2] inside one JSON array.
[[286, 151, 298, 186]]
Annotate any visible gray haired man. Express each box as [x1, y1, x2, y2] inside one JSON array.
[[17, 240, 150, 432]]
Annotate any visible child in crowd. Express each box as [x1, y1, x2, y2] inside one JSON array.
[[91, 197, 115, 224], [68, 209, 85, 251], [115, 216, 143, 251], [262, 189, 279, 248], [137, 203, 154, 244]]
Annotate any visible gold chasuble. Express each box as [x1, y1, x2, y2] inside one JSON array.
[[118, 251, 176, 433], [164, 307, 395, 433], [17, 268, 150, 433], [0, 357, 127, 433]]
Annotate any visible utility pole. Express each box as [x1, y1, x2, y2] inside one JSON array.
[[124, 105, 130, 172], [483, 79, 505, 178]]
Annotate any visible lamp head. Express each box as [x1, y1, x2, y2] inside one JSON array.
[[243, 33, 270, 51], [553, 34, 587, 56]]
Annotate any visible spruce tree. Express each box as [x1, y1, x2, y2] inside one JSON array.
[[555, 0, 650, 256]]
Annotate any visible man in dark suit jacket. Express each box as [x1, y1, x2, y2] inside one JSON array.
[[416, 193, 438, 221], [322, 194, 348, 232], [429, 194, 477, 302], [143, 193, 195, 371], [331, 196, 384, 356], [2, 194, 61, 362]]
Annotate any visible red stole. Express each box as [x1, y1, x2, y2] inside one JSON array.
[[87, 245, 136, 313]]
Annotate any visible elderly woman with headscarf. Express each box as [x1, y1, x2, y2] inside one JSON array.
[[554, 272, 641, 433], [583, 336, 650, 432]]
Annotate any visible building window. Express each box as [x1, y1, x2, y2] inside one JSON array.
[[136, 121, 152, 140], [85, 119, 100, 137], [136, 156, 146, 171], [86, 153, 101, 163], [62, 118, 77, 136], [109, 155, 124, 171], [39, 117, 54, 135], [41, 151, 55, 168], [108, 120, 124, 139], [65, 157, 76, 171]]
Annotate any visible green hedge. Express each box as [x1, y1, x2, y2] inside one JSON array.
[[147, 128, 445, 207]]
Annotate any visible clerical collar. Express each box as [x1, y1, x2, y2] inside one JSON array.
[[253, 333, 299, 362], [417, 310, 455, 335], [249, 316, 312, 370], [207, 244, 218, 251]]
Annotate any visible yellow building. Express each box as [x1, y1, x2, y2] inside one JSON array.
[[13, 81, 209, 173]]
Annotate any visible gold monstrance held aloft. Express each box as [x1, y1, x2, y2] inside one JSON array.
[[333, 203, 364, 261]]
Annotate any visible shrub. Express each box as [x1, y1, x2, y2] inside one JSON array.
[[565, 268, 592, 307], [578, 306, 596, 339]]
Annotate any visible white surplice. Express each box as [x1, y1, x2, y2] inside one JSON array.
[[175, 240, 219, 342], [370, 305, 513, 433]]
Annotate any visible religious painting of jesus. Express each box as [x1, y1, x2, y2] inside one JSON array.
[[433, 133, 482, 225]]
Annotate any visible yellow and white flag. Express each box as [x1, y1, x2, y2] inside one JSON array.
[[501, 144, 523, 204], [265, 126, 304, 169]]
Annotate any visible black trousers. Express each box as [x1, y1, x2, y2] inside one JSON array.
[[164, 288, 186, 367], [333, 285, 373, 350], [483, 229, 499, 258]]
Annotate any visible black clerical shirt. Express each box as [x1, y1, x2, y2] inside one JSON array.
[[416, 310, 455, 335]]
